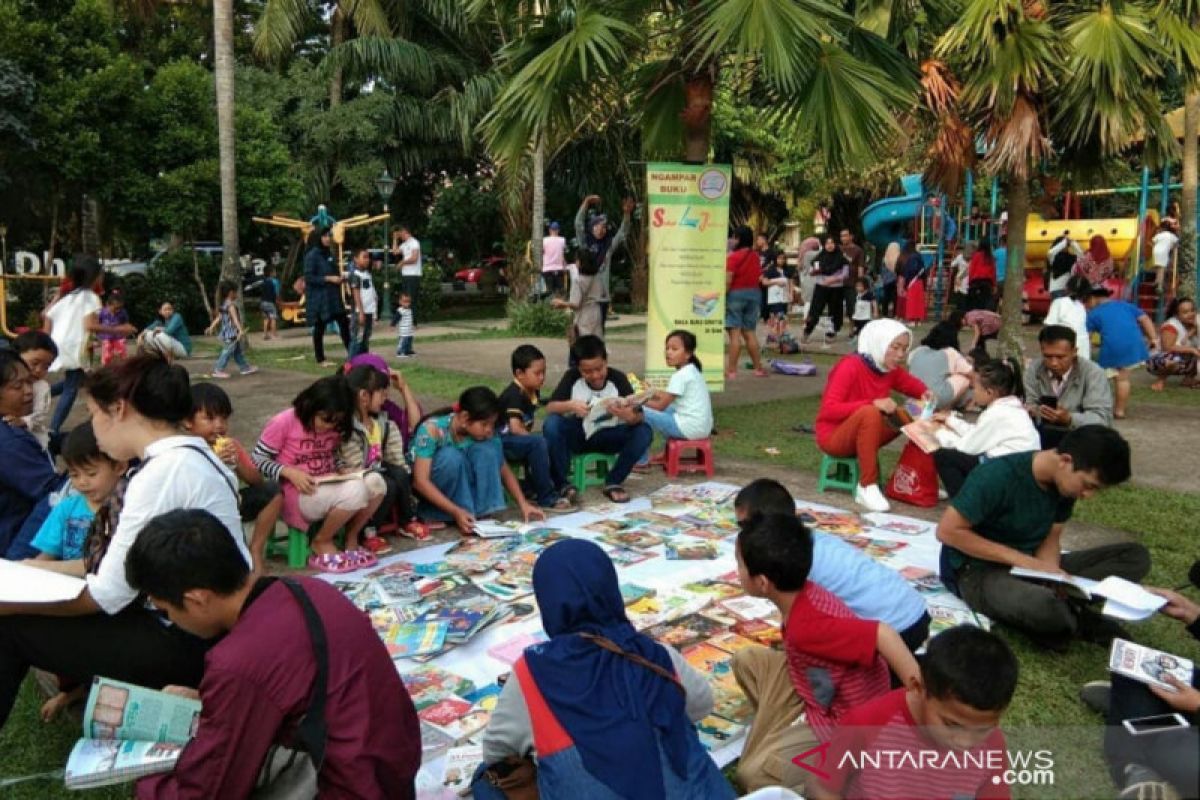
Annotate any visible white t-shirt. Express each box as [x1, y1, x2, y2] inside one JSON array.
[[665, 363, 713, 440], [542, 236, 566, 272], [46, 289, 101, 372], [350, 267, 378, 315], [852, 296, 874, 321], [1152, 231, 1179, 268], [1044, 297, 1091, 361], [952, 255, 969, 294], [399, 237, 422, 277], [87, 436, 248, 614]]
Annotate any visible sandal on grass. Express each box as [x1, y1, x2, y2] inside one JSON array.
[[601, 485, 631, 503], [307, 552, 354, 574]]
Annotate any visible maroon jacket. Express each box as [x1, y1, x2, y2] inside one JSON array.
[[138, 577, 420, 799]]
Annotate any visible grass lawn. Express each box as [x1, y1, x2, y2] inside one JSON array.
[[2, 369, 1196, 798]]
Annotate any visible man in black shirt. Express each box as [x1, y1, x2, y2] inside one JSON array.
[[542, 336, 652, 503]]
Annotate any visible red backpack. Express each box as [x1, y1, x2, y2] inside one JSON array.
[[885, 441, 940, 507]]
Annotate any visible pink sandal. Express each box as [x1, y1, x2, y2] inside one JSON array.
[[346, 549, 378, 569], [307, 552, 354, 574]]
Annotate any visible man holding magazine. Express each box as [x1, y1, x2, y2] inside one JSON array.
[[935, 426, 1150, 651], [124, 508, 421, 798]]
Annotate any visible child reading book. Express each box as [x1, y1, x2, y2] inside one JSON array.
[[340, 365, 428, 549], [409, 386, 544, 535], [638, 330, 713, 461], [206, 281, 258, 379], [185, 383, 283, 573], [732, 512, 921, 792], [13, 331, 56, 449], [808, 625, 1019, 800], [932, 358, 1039, 497], [733, 478, 930, 651], [253, 375, 381, 573], [497, 344, 574, 512]]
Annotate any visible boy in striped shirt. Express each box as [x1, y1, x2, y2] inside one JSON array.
[[733, 513, 921, 792], [395, 292, 415, 358], [807, 625, 1018, 800]]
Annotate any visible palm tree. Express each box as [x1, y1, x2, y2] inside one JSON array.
[[1154, 0, 1200, 287], [214, 0, 240, 288], [929, 0, 1184, 356]]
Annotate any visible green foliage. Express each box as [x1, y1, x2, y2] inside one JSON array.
[[425, 177, 503, 264], [505, 299, 569, 337], [419, 264, 443, 318], [121, 250, 220, 332]]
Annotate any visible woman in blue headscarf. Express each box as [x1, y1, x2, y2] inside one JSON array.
[[476, 539, 734, 799]]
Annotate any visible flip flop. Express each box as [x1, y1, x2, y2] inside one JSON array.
[[307, 552, 354, 574], [601, 486, 631, 503]]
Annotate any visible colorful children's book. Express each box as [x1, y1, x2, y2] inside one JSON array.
[[1109, 639, 1195, 690], [706, 632, 760, 655], [899, 566, 947, 595], [619, 583, 657, 605], [417, 696, 473, 727], [605, 547, 657, 568], [436, 706, 491, 742], [644, 614, 727, 649], [441, 744, 484, 793], [682, 580, 743, 601], [695, 715, 746, 752], [598, 529, 665, 550], [719, 595, 777, 622], [665, 540, 720, 560], [682, 642, 733, 675], [732, 619, 783, 647], [712, 686, 754, 724], [386, 621, 449, 658], [401, 666, 476, 703], [795, 508, 866, 537], [462, 684, 504, 712]]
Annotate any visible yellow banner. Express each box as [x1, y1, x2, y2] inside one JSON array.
[[645, 163, 731, 392]]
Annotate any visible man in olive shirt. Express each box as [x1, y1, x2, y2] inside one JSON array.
[[936, 426, 1149, 649]]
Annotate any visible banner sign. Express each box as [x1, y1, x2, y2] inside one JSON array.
[[644, 163, 732, 391]]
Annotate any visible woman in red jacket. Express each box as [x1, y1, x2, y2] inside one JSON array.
[[815, 318, 929, 512], [966, 239, 996, 311]]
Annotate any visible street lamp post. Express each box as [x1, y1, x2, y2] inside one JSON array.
[[375, 169, 397, 321], [0, 223, 8, 273]]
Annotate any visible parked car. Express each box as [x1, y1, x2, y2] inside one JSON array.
[[105, 241, 224, 278]]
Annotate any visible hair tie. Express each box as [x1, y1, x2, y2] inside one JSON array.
[[452, 402, 461, 413]]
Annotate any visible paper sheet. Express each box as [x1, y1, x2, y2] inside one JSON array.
[[0, 560, 86, 604]]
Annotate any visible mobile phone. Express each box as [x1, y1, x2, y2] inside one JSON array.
[[1122, 713, 1191, 736], [1038, 395, 1058, 409]]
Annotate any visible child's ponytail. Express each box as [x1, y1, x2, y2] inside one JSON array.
[[415, 386, 501, 430], [667, 329, 702, 372], [978, 356, 1024, 401]]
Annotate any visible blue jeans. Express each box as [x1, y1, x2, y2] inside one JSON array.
[[543, 414, 652, 488], [349, 314, 374, 357], [502, 433, 563, 506], [638, 406, 687, 464], [49, 369, 85, 435], [396, 335, 414, 356], [418, 438, 506, 520], [214, 339, 249, 372]]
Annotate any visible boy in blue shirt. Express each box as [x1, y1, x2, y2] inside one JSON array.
[[734, 478, 930, 651], [31, 421, 126, 569], [497, 344, 574, 512], [1085, 287, 1159, 419]]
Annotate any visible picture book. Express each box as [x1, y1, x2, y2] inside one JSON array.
[[864, 514, 934, 536], [666, 540, 720, 560], [436, 706, 491, 742], [605, 546, 657, 568], [1009, 569, 1166, 620], [695, 715, 746, 753], [619, 583, 657, 605], [598, 529, 665, 551], [683, 643, 733, 676], [732, 619, 783, 647], [417, 696, 473, 728], [1109, 639, 1194, 691], [682, 580, 743, 601], [472, 520, 524, 539], [445, 537, 516, 573], [487, 632, 548, 665], [712, 686, 754, 724], [719, 595, 778, 622], [928, 603, 987, 635], [901, 420, 941, 454], [845, 536, 910, 561], [644, 614, 727, 650], [374, 573, 422, 606], [899, 566, 948, 596], [385, 621, 449, 659], [418, 721, 456, 762], [462, 684, 504, 712], [678, 524, 739, 541], [63, 677, 201, 789], [401, 666, 476, 705], [706, 632, 760, 655], [795, 508, 866, 537], [584, 518, 635, 534], [441, 744, 484, 794], [0, 559, 86, 603], [698, 605, 741, 628]]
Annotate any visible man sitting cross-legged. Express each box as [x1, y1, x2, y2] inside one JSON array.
[[542, 335, 652, 504], [936, 425, 1150, 650]]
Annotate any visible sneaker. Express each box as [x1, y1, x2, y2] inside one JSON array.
[[1119, 764, 1180, 800], [210, 370, 231, 379], [1078, 680, 1111, 716], [240, 366, 259, 376], [854, 483, 890, 512]]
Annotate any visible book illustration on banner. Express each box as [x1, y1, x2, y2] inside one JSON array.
[[64, 677, 200, 789], [441, 744, 484, 793], [898, 566, 949, 596], [1110, 639, 1194, 690], [795, 508, 867, 537], [598, 529, 666, 551], [692, 291, 720, 318], [666, 540, 720, 560]]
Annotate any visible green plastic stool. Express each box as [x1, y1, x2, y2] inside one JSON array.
[[817, 454, 860, 494], [570, 452, 618, 493], [266, 524, 345, 569]]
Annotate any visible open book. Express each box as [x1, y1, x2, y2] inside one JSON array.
[[900, 420, 941, 454], [0, 559, 86, 603], [63, 677, 200, 789], [1010, 568, 1166, 620], [314, 470, 367, 485], [582, 391, 653, 439], [1109, 638, 1194, 691]]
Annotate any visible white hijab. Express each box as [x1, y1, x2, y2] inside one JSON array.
[[857, 319, 911, 372]]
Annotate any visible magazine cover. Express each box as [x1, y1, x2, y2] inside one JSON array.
[[1109, 638, 1195, 690]]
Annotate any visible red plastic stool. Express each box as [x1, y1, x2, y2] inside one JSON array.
[[663, 438, 715, 477]]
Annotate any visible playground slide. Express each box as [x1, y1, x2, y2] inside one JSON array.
[[861, 174, 925, 250]]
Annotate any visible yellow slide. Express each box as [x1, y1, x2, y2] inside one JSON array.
[[1022, 215, 1140, 263]]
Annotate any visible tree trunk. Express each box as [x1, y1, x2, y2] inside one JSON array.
[[1180, 88, 1198, 295], [681, 73, 713, 163], [628, 216, 648, 310], [530, 137, 545, 294], [329, 7, 345, 108], [213, 0, 241, 293], [81, 194, 100, 257], [998, 178, 1030, 360]]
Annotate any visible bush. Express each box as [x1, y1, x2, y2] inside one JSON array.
[[122, 251, 220, 332], [506, 299, 570, 337], [419, 264, 443, 319]]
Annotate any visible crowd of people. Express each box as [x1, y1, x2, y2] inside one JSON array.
[[0, 203, 1196, 800]]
